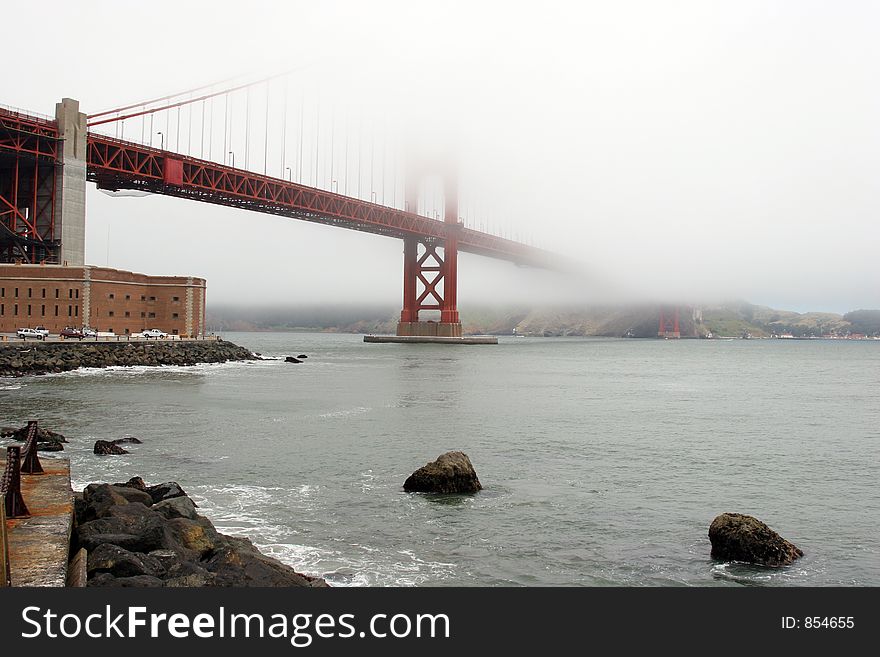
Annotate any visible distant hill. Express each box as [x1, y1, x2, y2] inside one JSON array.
[[843, 309, 880, 336], [207, 302, 880, 338]]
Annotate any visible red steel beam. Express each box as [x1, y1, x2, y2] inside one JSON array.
[[0, 109, 61, 262], [0, 109, 60, 160], [85, 133, 558, 268]]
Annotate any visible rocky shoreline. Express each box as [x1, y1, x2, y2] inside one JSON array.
[[0, 339, 254, 377], [75, 477, 327, 587]]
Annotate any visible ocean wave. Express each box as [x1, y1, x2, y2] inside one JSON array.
[[39, 360, 257, 379], [318, 406, 372, 419]]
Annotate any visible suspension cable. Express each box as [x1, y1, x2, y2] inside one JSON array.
[[87, 70, 297, 128]]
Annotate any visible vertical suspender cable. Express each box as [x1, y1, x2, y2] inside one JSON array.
[[245, 87, 250, 170], [263, 81, 269, 175], [200, 100, 205, 158], [298, 91, 304, 183], [208, 97, 213, 161], [344, 107, 349, 195], [381, 120, 386, 205], [329, 104, 334, 191], [223, 94, 229, 165], [314, 96, 320, 187], [280, 77, 288, 177]]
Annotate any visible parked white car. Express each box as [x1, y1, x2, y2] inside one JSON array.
[[82, 327, 98, 337], [17, 328, 45, 340], [138, 328, 168, 338]]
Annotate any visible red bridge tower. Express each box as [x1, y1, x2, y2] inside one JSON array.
[[397, 176, 462, 338]]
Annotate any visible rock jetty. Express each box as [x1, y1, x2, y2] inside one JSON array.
[[0, 340, 254, 377], [708, 512, 804, 567], [404, 451, 483, 494], [74, 477, 327, 587]]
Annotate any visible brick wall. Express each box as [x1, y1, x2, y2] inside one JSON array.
[[0, 263, 206, 336]]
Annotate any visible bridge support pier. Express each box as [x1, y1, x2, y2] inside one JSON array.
[[55, 98, 87, 266]]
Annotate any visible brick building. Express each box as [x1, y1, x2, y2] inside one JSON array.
[[0, 263, 206, 337]]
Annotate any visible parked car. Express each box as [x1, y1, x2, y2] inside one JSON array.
[[60, 327, 85, 340], [17, 328, 45, 340], [34, 325, 50, 337], [82, 327, 98, 337], [138, 328, 168, 339]]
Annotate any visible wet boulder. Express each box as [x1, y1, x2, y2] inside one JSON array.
[[404, 451, 483, 494], [204, 536, 328, 587], [708, 513, 803, 567], [111, 436, 144, 445], [152, 496, 199, 521], [146, 481, 189, 504], [94, 440, 128, 455], [82, 484, 129, 520], [87, 543, 164, 578], [165, 517, 224, 558], [107, 485, 154, 507], [78, 504, 170, 553], [88, 574, 165, 588], [115, 476, 148, 491]]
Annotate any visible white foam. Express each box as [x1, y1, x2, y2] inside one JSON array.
[[318, 406, 372, 419]]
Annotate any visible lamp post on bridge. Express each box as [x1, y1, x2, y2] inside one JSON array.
[[332, 180, 338, 193], [156, 131, 164, 150], [286, 167, 292, 181], [228, 151, 235, 168]]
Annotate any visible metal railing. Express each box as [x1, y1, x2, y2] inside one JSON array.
[[0, 492, 10, 587], [1, 445, 29, 519], [20, 421, 43, 475], [1, 420, 44, 587]]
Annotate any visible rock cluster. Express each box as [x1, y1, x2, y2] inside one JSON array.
[[708, 513, 803, 567], [404, 451, 483, 494], [74, 477, 327, 587], [0, 340, 254, 377], [1, 424, 68, 451]]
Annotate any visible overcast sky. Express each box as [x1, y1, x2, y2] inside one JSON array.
[[4, 1, 878, 313]]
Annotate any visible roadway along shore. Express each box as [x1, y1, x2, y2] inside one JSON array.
[[0, 339, 254, 377]]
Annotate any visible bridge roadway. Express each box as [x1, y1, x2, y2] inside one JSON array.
[[1, 453, 74, 586]]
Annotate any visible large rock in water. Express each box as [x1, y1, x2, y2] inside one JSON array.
[[708, 513, 803, 567], [404, 451, 482, 494], [94, 440, 128, 455]]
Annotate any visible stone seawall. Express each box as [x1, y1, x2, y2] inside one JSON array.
[[0, 340, 254, 377]]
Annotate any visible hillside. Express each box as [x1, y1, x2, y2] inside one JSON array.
[[206, 302, 880, 338]]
